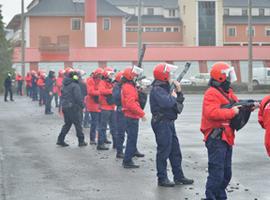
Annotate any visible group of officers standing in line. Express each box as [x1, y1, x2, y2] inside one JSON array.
[[5, 61, 270, 200]]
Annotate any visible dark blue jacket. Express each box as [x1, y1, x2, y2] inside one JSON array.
[[45, 71, 55, 93], [61, 77, 84, 109], [150, 80, 184, 121], [4, 76, 12, 88]]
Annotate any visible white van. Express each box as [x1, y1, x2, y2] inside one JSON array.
[[253, 68, 270, 85]]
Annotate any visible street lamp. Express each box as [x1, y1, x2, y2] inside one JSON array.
[[248, 0, 253, 92], [21, 0, 25, 78], [137, 0, 142, 64]]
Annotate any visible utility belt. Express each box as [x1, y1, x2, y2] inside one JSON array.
[[209, 128, 224, 140], [152, 113, 174, 123], [62, 102, 81, 110]]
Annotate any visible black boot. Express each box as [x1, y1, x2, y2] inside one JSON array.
[[90, 140, 97, 145], [56, 141, 69, 147], [116, 152, 124, 159], [122, 160, 139, 169], [158, 178, 175, 187], [174, 177, 194, 185], [104, 139, 112, 144], [78, 141, 88, 147], [97, 144, 109, 150], [133, 150, 145, 158]]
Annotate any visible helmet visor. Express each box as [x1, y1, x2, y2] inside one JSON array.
[[164, 64, 178, 79], [222, 67, 237, 83], [132, 65, 144, 76]]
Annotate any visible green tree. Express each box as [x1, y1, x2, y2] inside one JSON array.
[[0, 7, 13, 93]]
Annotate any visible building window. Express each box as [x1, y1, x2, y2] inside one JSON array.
[[147, 8, 154, 15], [103, 18, 111, 31], [173, 27, 179, 32], [224, 8, 229, 16], [242, 8, 248, 16], [266, 27, 270, 36], [145, 27, 163, 32], [126, 27, 138, 32], [227, 27, 236, 37], [169, 9, 176, 17], [246, 26, 255, 37], [259, 8, 265, 16], [166, 27, 172, 32], [71, 18, 81, 31]]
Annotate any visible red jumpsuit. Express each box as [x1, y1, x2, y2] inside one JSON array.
[[258, 95, 270, 157], [201, 87, 238, 146]]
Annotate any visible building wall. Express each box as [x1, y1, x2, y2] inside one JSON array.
[[216, 0, 224, 46], [29, 16, 124, 49], [224, 24, 270, 45], [29, 16, 85, 48], [179, 0, 223, 46], [97, 17, 123, 47], [179, 0, 197, 46]]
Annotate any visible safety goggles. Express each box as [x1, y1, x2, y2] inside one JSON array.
[[221, 67, 237, 83]]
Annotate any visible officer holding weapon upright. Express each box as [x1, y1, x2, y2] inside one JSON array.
[[150, 63, 194, 187]]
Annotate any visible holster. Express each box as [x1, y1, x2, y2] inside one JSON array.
[[210, 128, 224, 140]]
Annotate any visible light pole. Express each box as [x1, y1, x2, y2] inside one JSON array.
[[248, 0, 253, 92], [137, 0, 142, 64], [21, 0, 25, 78]]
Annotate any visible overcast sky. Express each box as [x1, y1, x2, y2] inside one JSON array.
[[0, 0, 32, 25]]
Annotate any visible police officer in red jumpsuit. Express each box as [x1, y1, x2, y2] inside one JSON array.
[[97, 67, 117, 150], [86, 68, 103, 145], [121, 67, 146, 168], [258, 95, 270, 157], [201, 62, 240, 200]]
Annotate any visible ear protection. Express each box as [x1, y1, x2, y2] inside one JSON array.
[[72, 74, 79, 81]]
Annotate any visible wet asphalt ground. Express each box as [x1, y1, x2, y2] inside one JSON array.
[[0, 94, 269, 200]]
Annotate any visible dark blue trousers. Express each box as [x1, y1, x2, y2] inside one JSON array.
[[123, 117, 139, 163], [151, 120, 184, 182], [32, 86, 38, 101], [90, 112, 100, 142], [205, 137, 232, 200], [39, 88, 46, 105], [45, 92, 53, 114], [116, 109, 126, 154], [98, 110, 117, 146]]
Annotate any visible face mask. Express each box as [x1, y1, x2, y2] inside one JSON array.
[[221, 80, 231, 92]]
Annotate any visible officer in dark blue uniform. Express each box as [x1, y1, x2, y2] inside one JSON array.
[[150, 63, 194, 187]]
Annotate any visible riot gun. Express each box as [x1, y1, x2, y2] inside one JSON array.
[[170, 62, 191, 92], [221, 99, 261, 109], [221, 99, 261, 131]]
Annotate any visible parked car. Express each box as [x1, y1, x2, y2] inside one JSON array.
[[252, 67, 270, 86], [189, 73, 210, 86], [180, 79, 192, 85]]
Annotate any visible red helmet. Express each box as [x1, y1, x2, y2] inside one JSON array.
[[153, 63, 177, 81], [31, 70, 37, 76], [103, 67, 115, 78], [40, 72, 46, 79], [210, 62, 232, 83], [80, 70, 86, 76], [58, 69, 65, 77], [123, 67, 138, 81], [115, 71, 124, 82], [92, 68, 104, 78], [65, 67, 74, 75]]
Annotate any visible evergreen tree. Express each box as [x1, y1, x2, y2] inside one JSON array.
[[0, 6, 13, 93]]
